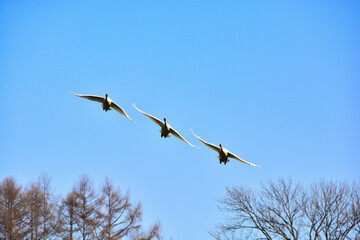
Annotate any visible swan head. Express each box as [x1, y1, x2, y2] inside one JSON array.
[[164, 117, 167, 122], [105, 93, 108, 98], [219, 143, 223, 148]]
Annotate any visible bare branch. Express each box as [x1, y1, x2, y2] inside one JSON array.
[[213, 178, 360, 240]]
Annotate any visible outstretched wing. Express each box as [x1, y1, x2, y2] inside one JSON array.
[[111, 101, 135, 123], [227, 151, 261, 167], [170, 128, 199, 148], [132, 103, 163, 127], [72, 93, 104, 103], [190, 129, 219, 152]]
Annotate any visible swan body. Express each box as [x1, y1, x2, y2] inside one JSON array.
[[191, 130, 260, 167], [161, 118, 171, 138]]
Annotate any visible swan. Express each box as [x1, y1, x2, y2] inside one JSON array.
[[72, 93, 135, 123], [133, 103, 198, 148], [190, 130, 260, 167]]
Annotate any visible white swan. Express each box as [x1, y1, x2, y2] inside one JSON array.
[[72, 93, 135, 123], [133, 103, 198, 148], [191, 130, 260, 167]]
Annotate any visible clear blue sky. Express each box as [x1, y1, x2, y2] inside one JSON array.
[[1, 1, 359, 239]]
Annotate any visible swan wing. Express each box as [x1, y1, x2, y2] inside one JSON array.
[[72, 93, 104, 103], [228, 151, 261, 167], [190, 129, 219, 152], [170, 128, 199, 148], [111, 101, 135, 123], [132, 103, 163, 127]]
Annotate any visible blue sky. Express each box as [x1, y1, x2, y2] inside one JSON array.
[[1, 1, 359, 239]]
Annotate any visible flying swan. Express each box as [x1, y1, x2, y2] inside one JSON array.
[[191, 130, 260, 167], [72, 93, 135, 123], [133, 103, 198, 148]]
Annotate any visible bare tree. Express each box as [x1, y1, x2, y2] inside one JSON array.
[[96, 177, 142, 239], [58, 191, 80, 240], [212, 178, 360, 240], [23, 182, 43, 240], [259, 179, 304, 239], [302, 180, 360, 240], [0, 175, 163, 239], [73, 175, 102, 240], [130, 221, 162, 240], [37, 173, 58, 239], [0, 177, 27, 239]]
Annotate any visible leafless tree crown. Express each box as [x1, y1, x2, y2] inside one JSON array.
[[0, 175, 162, 240], [212, 178, 360, 240], [0, 177, 27, 239], [96, 176, 143, 239]]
